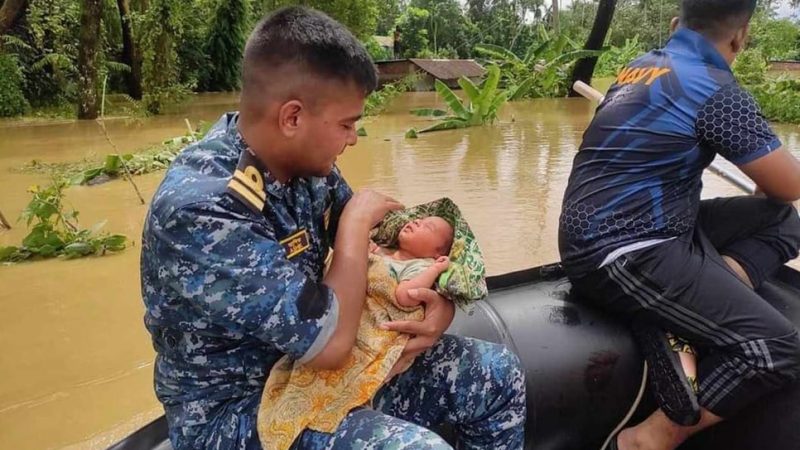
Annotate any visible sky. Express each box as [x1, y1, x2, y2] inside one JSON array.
[[546, 0, 798, 19]]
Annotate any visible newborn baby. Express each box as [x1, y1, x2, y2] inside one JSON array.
[[370, 216, 455, 307]]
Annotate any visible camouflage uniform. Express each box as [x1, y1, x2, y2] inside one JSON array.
[[141, 113, 526, 450]]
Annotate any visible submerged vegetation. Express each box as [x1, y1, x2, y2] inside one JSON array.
[[408, 65, 507, 135], [0, 181, 128, 262], [734, 49, 800, 124], [19, 121, 206, 185], [475, 28, 604, 100]]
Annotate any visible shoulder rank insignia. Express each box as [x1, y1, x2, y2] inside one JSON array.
[[227, 149, 266, 213], [280, 229, 310, 259]]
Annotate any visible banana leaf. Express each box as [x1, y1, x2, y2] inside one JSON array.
[[474, 43, 521, 64], [434, 80, 469, 119], [477, 65, 501, 122], [418, 118, 471, 134], [508, 76, 537, 101], [545, 49, 607, 68], [411, 108, 449, 117], [457, 77, 481, 110]]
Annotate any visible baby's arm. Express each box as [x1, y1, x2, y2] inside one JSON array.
[[395, 257, 449, 307]]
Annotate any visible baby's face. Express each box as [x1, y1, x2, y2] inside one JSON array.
[[397, 216, 454, 258]]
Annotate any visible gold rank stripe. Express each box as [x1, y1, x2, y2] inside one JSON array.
[[280, 229, 310, 259], [228, 177, 265, 211], [233, 169, 267, 202]]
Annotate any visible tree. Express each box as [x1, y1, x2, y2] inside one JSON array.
[[77, 0, 102, 119], [375, 0, 401, 35], [202, 0, 248, 91], [395, 6, 430, 58], [116, 0, 143, 99], [0, 0, 29, 39], [271, 0, 380, 40], [410, 0, 475, 58], [570, 0, 616, 96]]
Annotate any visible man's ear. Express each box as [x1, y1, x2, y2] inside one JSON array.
[[731, 23, 750, 55], [277, 99, 303, 138], [670, 17, 680, 34]]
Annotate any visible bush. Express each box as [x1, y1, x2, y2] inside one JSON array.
[[0, 54, 30, 117], [732, 49, 768, 86], [364, 37, 393, 61], [751, 78, 800, 124], [595, 36, 645, 77]]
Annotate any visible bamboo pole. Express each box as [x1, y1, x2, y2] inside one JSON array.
[[96, 75, 146, 205]]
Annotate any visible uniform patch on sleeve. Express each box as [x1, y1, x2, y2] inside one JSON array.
[[280, 229, 310, 259]]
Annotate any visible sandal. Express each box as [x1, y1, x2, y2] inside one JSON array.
[[631, 321, 701, 426]]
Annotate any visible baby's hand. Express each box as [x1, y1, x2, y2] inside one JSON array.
[[369, 241, 380, 254], [433, 256, 450, 273]]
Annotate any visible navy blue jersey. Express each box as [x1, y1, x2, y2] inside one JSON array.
[[559, 28, 781, 277]]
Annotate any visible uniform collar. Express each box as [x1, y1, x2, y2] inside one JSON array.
[[665, 27, 732, 73], [227, 114, 287, 200]]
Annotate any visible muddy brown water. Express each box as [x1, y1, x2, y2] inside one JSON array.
[[1, 90, 798, 450]]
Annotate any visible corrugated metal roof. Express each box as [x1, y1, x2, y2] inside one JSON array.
[[408, 59, 486, 80]]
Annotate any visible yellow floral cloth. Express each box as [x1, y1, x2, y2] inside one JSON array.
[[257, 254, 423, 450]]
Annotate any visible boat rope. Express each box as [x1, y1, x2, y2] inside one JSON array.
[[599, 360, 649, 450]]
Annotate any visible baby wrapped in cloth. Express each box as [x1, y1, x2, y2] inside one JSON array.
[[257, 198, 488, 449]]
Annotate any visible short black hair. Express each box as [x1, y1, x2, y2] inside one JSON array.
[[680, 0, 757, 40], [242, 7, 378, 96]]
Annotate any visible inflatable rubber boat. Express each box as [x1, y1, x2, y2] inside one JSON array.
[[108, 263, 800, 450]]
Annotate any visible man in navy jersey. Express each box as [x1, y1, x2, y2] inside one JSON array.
[[560, 1, 800, 449]]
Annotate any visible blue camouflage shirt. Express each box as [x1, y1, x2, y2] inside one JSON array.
[[140, 113, 352, 434]]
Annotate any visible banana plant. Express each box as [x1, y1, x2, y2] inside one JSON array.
[[475, 25, 606, 100], [407, 65, 508, 135]]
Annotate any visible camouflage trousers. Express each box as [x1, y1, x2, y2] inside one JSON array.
[[292, 335, 526, 449], [170, 335, 526, 450]]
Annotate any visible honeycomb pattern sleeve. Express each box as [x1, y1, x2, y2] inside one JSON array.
[[696, 83, 782, 166]]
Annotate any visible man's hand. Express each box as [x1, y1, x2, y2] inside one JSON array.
[[381, 288, 455, 379], [342, 189, 404, 229]]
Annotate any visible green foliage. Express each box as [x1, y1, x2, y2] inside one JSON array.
[[750, 78, 800, 124], [13, 0, 81, 108], [20, 124, 204, 184], [733, 49, 769, 86], [475, 27, 605, 99], [750, 11, 800, 61], [408, 0, 476, 58], [0, 181, 128, 263], [137, 0, 193, 114], [0, 54, 30, 117], [201, 0, 249, 91], [595, 36, 644, 77], [409, 64, 507, 134], [268, 0, 379, 40], [364, 37, 393, 61], [365, 75, 418, 116], [734, 49, 800, 124], [395, 7, 430, 58]]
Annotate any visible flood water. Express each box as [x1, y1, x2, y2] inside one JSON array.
[[1, 90, 799, 450]]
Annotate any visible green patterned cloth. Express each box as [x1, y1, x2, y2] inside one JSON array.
[[371, 198, 487, 311]]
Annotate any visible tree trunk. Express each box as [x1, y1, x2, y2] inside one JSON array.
[[77, 0, 102, 119], [552, 0, 559, 33], [116, 0, 142, 99], [0, 0, 29, 51], [569, 0, 617, 97]]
